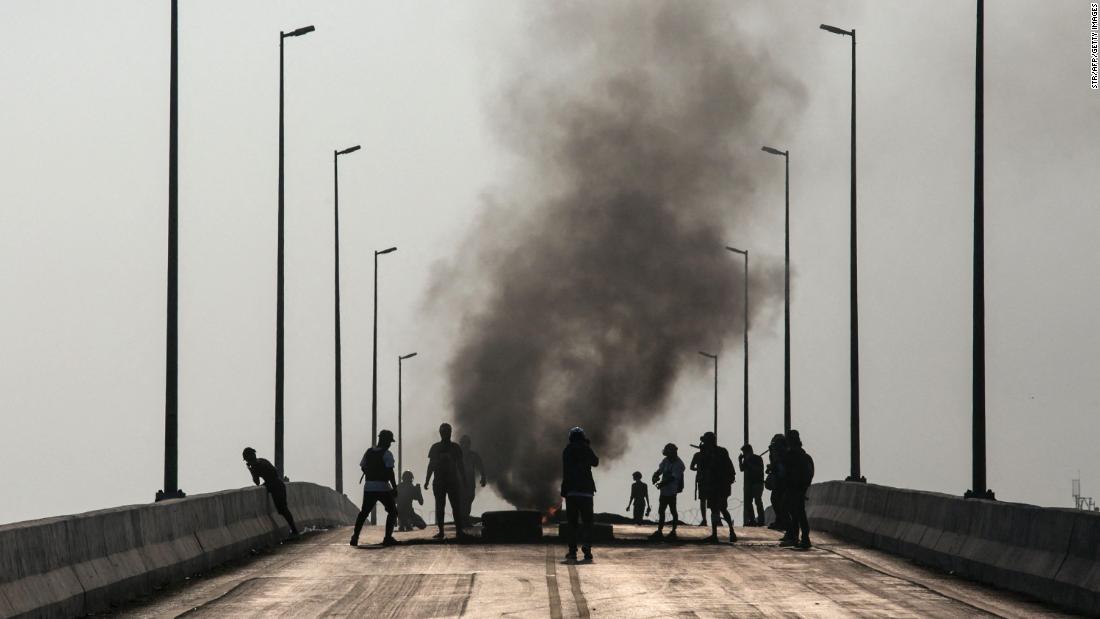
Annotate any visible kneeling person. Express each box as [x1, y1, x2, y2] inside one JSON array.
[[351, 430, 399, 547]]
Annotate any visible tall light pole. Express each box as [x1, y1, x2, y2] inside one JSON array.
[[333, 144, 360, 494], [966, 0, 994, 500], [371, 247, 396, 524], [398, 352, 418, 476], [726, 247, 749, 447], [761, 146, 790, 434], [699, 352, 718, 438], [821, 22, 865, 483], [274, 24, 315, 479], [158, 0, 184, 502]]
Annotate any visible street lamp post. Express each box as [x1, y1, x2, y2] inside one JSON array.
[[699, 352, 718, 438], [274, 24, 315, 480], [761, 146, 790, 434], [371, 246, 397, 524], [158, 0, 184, 502], [966, 0, 994, 500], [821, 22, 866, 483], [398, 352, 418, 475], [726, 247, 749, 447], [333, 144, 360, 494]]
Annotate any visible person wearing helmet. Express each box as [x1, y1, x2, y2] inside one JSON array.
[[242, 447, 299, 537], [764, 433, 790, 532], [561, 426, 599, 563], [350, 429, 399, 547], [650, 443, 686, 540], [780, 429, 814, 549], [396, 471, 427, 532]]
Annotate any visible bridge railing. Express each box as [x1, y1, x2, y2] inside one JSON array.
[[0, 482, 357, 618], [807, 480, 1100, 616]]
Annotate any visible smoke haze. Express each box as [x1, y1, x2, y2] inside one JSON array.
[[437, 2, 802, 509]]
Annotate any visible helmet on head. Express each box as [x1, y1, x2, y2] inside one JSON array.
[[632, 471, 642, 480], [786, 429, 802, 447], [378, 429, 395, 443], [701, 432, 717, 446], [741, 444, 754, 454], [663, 442, 678, 456], [401, 471, 414, 482], [242, 447, 256, 461], [569, 426, 586, 442]]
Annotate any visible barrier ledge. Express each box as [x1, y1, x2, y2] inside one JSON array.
[[0, 482, 356, 618], [806, 480, 1099, 616]]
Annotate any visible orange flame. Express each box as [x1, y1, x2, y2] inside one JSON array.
[[541, 501, 562, 525]]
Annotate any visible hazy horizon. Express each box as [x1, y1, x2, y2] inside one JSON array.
[[1, 0, 1098, 525]]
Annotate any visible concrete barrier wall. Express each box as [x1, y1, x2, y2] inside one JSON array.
[[0, 482, 358, 618], [807, 481, 1100, 616]]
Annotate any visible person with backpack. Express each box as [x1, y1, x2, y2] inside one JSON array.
[[780, 429, 814, 549], [350, 429, 399, 547], [739, 444, 766, 526], [699, 432, 737, 543], [649, 443, 685, 539], [764, 433, 789, 531]]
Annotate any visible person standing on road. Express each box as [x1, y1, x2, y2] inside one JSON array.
[[626, 472, 650, 525], [764, 433, 789, 531], [781, 429, 814, 549], [689, 435, 709, 526], [561, 426, 599, 563], [699, 432, 737, 543], [739, 444, 766, 526], [424, 422, 468, 540], [650, 443, 685, 540], [243, 447, 300, 538], [458, 435, 487, 523], [350, 429, 400, 547]]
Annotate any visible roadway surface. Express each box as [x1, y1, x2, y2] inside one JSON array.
[[111, 523, 1076, 618]]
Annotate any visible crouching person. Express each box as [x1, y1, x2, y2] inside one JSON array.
[[350, 430, 399, 547]]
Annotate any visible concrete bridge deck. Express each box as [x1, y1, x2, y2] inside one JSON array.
[[110, 524, 1074, 618]]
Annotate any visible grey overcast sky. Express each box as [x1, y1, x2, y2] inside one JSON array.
[[0, 1, 1097, 525]]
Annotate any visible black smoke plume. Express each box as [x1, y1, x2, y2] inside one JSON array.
[[436, 2, 803, 509]]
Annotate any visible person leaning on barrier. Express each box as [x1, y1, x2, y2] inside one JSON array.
[[350, 429, 400, 547], [780, 429, 814, 549], [242, 447, 299, 538]]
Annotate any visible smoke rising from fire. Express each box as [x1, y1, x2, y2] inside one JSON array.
[[435, 2, 804, 509]]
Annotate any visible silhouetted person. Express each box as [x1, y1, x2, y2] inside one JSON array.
[[698, 432, 736, 543], [242, 447, 299, 537], [650, 443, 685, 539], [351, 430, 399, 547], [458, 435, 487, 523], [425, 422, 467, 540], [689, 435, 709, 526], [561, 426, 599, 563], [396, 471, 427, 532], [625, 472, 650, 525], [781, 429, 814, 549], [764, 433, 790, 531], [739, 444, 766, 526]]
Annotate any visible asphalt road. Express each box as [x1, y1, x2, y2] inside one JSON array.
[[111, 523, 1076, 618]]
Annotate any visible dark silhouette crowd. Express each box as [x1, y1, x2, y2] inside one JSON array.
[[241, 424, 814, 561]]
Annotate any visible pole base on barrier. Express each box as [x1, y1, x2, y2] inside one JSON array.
[[964, 488, 996, 500], [155, 489, 187, 502], [844, 476, 867, 483]]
